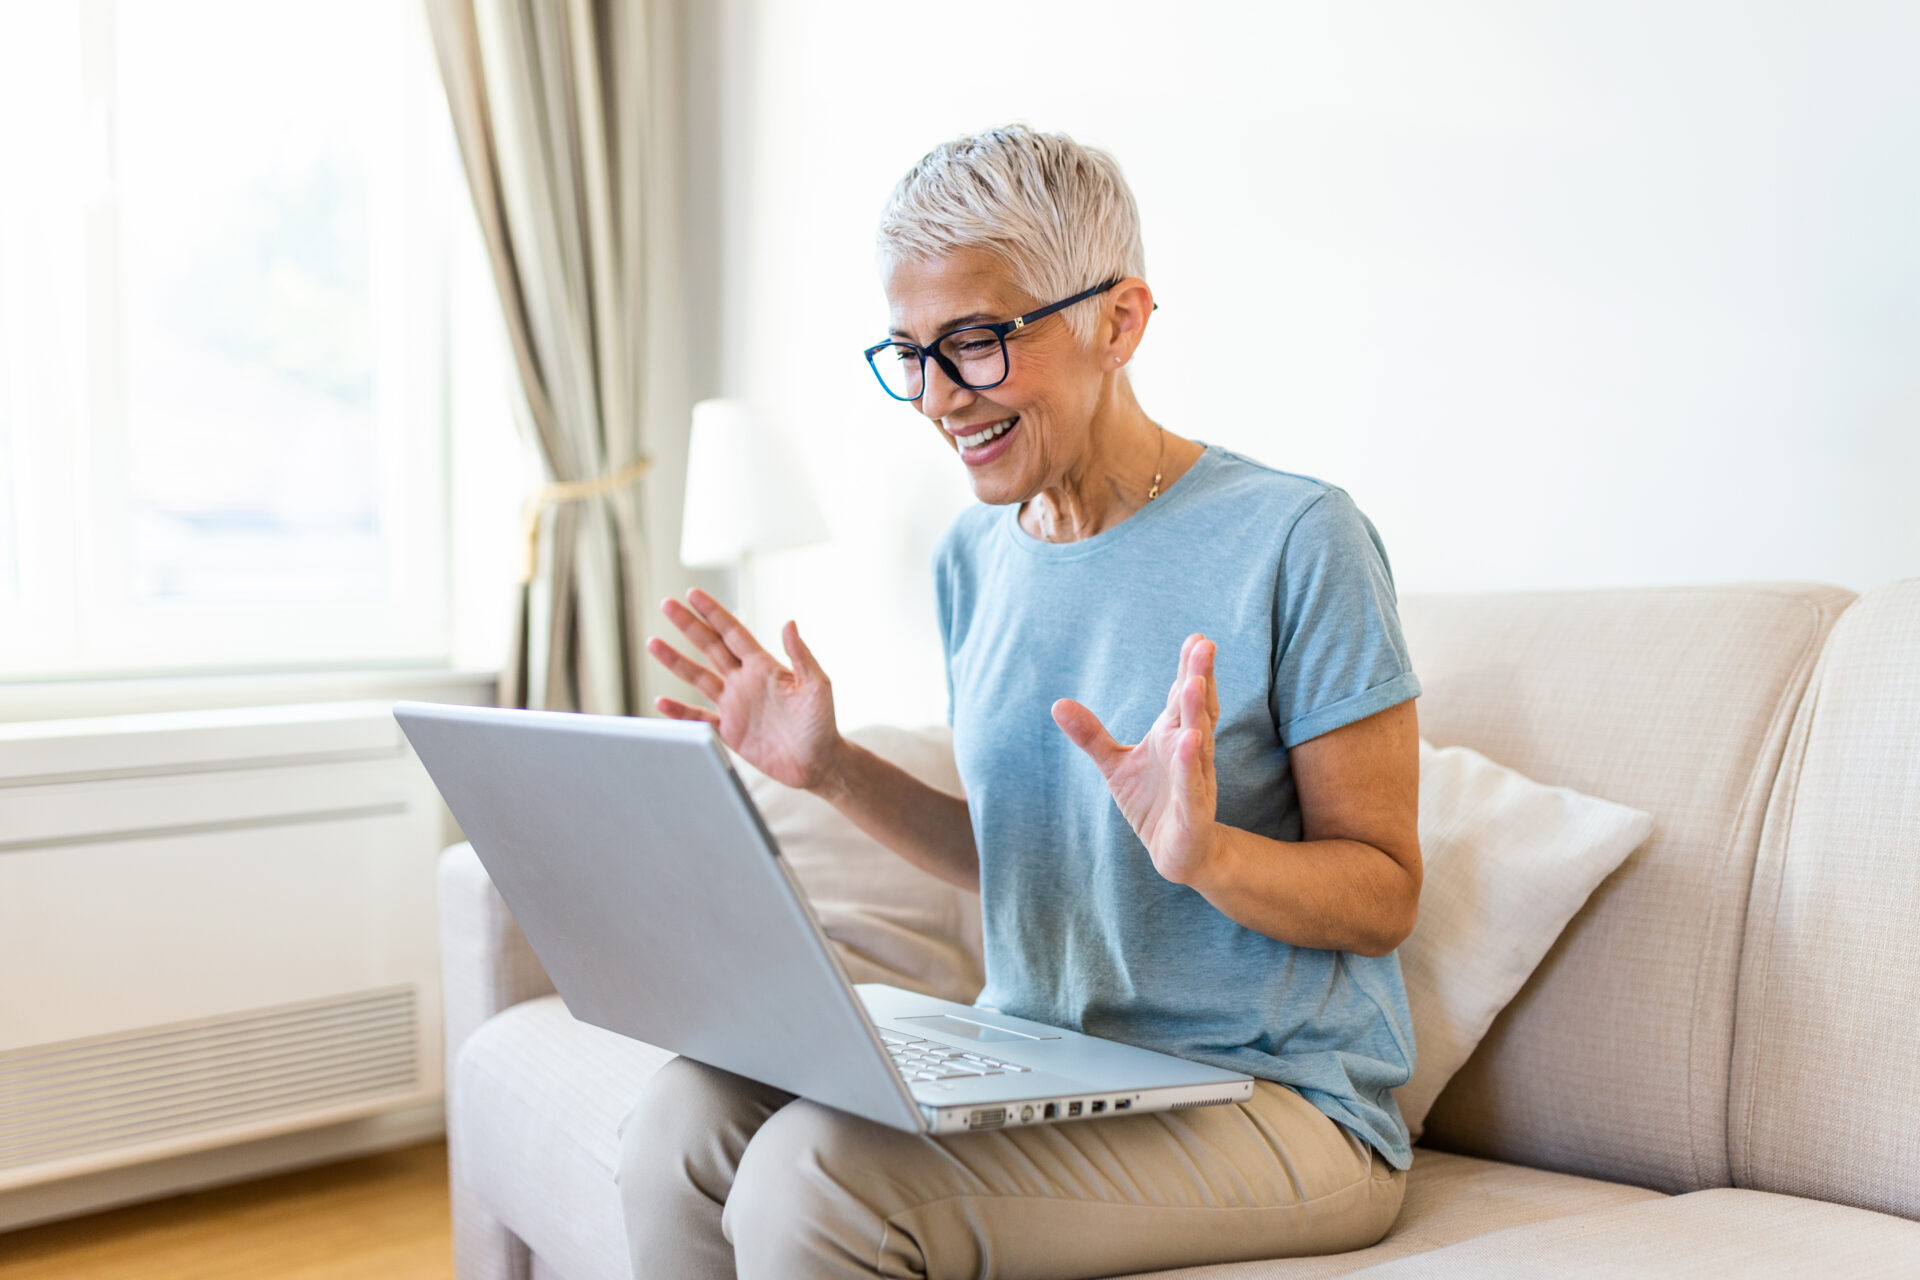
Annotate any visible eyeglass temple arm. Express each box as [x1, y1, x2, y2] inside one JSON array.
[[1005, 277, 1121, 332], [862, 278, 1155, 366]]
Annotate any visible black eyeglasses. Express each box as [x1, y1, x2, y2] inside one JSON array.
[[862, 278, 1122, 402]]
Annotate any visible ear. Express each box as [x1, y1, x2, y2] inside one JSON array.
[[1101, 277, 1154, 367]]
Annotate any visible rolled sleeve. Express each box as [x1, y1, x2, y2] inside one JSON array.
[[1272, 488, 1422, 748]]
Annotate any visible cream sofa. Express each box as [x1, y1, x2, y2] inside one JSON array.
[[436, 578, 1920, 1278]]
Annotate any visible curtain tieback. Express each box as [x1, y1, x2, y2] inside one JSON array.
[[519, 455, 652, 583]]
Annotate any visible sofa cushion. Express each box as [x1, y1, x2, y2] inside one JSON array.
[[734, 723, 985, 1004], [1395, 739, 1654, 1140], [1730, 577, 1920, 1219], [1121, 1150, 1663, 1279], [454, 995, 673, 1280], [439, 841, 556, 1081], [1340, 1187, 1920, 1278], [1399, 582, 1855, 1192], [460, 998, 1666, 1280]]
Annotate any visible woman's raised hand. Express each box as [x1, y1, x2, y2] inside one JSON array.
[[646, 589, 840, 792], [1051, 634, 1221, 887]]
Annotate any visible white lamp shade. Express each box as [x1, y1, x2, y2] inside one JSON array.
[[679, 399, 831, 569]]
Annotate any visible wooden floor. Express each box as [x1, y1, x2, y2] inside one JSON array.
[[0, 1141, 453, 1280]]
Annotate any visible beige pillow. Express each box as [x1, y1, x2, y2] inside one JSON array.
[[733, 724, 985, 1005], [1395, 737, 1655, 1139]]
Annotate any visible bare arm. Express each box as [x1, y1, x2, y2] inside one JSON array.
[[1052, 635, 1421, 956], [647, 589, 978, 890], [811, 738, 979, 891], [1190, 700, 1421, 955]]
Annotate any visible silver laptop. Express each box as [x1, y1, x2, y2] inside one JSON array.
[[393, 702, 1252, 1134]]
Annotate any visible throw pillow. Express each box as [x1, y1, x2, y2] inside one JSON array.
[[1395, 737, 1655, 1139]]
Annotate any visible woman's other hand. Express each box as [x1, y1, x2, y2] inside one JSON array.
[[1052, 634, 1221, 886], [646, 588, 841, 792]]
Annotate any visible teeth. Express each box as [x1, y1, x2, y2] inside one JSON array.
[[957, 418, 1015, 449]]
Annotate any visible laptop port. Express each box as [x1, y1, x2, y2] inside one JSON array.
[[969, 1108, 1006, 1129], [1067, 1101, 1083, 1117], [1090, 1100, 1107, 1113], [1043, 1103, 1058, 1120], [1114, 1098, 1132, 1110], [1020, 1105, 1035, 1123]]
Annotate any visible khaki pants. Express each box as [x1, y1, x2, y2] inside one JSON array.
[[615, 1056, 1406, 1280]]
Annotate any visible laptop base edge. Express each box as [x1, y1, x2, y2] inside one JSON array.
[[922, 1079, 1257, 1135]]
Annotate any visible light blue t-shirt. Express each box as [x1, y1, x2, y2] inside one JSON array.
[[933, 443, 1423, 1169]]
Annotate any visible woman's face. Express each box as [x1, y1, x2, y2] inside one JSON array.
[[882, 248, 1116, 506]]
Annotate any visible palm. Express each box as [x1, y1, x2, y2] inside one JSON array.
[[1101, 704, 1212, 870], [1053, 634, 1221, 886], [710, 651, 836, 789], [646, 590, 840, 791]]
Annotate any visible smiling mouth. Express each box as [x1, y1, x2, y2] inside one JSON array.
[[955, 416, 1018, 449]]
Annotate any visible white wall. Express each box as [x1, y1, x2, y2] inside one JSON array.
[[692, 0, 1920, 731]]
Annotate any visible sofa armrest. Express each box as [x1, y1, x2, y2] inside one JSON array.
[[438, 841, 557, 1090]]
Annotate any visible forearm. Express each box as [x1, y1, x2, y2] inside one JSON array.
[[1190, 825, 1419, 957], [812, 738, 980, 891]]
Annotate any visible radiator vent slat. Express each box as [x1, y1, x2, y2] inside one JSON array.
[[0, 987, 420, 1176], [2, 1048, 420, 1143], [2, 1002, 415, 1079], [2, 1017, 418, 1112], [4, 1068, 420, 1165]]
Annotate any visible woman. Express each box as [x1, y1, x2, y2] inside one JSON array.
[[624, 125, 1423, 1280]]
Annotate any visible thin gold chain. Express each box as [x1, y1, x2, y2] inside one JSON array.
[[1147, 425, 1166, 501]]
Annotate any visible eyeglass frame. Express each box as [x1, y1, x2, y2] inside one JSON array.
[[862, 277, 1131, 402]]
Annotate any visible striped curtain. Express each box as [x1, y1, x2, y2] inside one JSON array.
[[426, 0, 686, 714]]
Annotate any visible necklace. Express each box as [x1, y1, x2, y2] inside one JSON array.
[[1023, 425, 1169, 541]]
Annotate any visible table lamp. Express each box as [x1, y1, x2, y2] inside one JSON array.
[[678, 398, 829, 632]]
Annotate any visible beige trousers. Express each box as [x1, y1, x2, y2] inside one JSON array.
[[615, 1056, 1406, 1280]]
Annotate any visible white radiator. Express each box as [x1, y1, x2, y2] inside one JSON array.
[[0, 701, 448, 1191]]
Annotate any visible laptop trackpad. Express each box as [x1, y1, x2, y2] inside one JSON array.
[[896, 1013, 1056, 1042]]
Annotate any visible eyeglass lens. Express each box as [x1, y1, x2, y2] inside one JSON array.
[[871, 327, 1008, 400]]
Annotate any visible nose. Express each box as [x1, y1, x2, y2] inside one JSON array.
[[916, 356, 975, 421]]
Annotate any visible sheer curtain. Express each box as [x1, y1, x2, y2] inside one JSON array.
[[426, 0, 684, 714]]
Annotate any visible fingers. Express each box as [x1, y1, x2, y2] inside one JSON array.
[[660, 596, 741, 672], [1164, 633, 1203, 719], [658, 588, 772, 673], [1190, 633, 1221, 725], [1191, 635, 1220, 723], [1179, 668, 1206, 744], [1173, 726, 1209, 808], [1051, 698, 1127, 776], [1174, 636, 1218, 779], [1165, 633, 1220, 729], [781, 620, 826, 683], [1174, 725, 1202, 775], [686, 588, 771, 666], [653, 695, 720, 726], [1176, 634, 1219, 716], [645, 636, 723, 701]]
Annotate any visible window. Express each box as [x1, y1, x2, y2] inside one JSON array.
[[0, 254, 16, 605], [0, 416, 15, 606], [0, 1, 461, 679]]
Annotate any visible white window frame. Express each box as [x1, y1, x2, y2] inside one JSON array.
[[0, 1, 462, 683]]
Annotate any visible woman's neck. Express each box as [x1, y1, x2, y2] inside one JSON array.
[[1020, 382, 1201, 543]]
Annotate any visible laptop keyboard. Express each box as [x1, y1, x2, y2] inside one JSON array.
[[879, 1029, 1030, 1081]]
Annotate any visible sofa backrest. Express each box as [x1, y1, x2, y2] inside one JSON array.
[[1729, 578, 1920, 1220], [1399, 582, 1855, 1194], [737, 724, 986, 1005]]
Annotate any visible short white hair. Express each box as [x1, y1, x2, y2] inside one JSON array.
[[877, 124, 1146, 344]]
